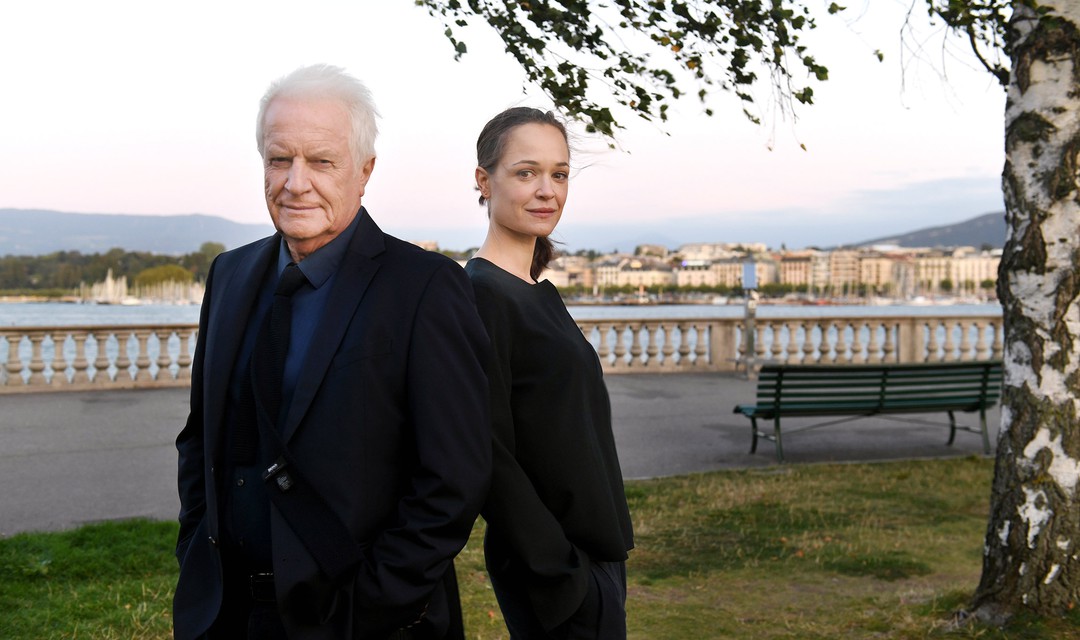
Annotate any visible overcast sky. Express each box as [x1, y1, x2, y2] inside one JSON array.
[[2, 0, 1006, 251]]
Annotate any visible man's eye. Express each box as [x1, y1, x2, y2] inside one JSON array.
[[269, 158, 290, 168]]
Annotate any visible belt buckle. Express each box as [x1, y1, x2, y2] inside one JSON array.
[[249, 572, 276, 604]]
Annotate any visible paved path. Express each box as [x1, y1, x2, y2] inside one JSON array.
[[0, 373, 999, 536]]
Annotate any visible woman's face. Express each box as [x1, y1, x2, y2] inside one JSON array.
[[476, 123, 570, 243]]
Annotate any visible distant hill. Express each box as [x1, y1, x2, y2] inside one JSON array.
[[0, 208, 1009, 256], [846, 211, 1007, 249], [0, 209, 274, 256]]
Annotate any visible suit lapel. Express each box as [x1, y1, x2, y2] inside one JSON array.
[[204, 236, 279, 459], [281, 210, 385, 441]]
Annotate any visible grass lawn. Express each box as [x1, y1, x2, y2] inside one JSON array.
[[2, 456, 1078, 639]]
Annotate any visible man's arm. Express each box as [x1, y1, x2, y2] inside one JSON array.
[[175, 260, 215, 561], [352, 261, 492, 616]]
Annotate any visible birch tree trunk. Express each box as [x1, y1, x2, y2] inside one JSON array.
[[972, 0, 1080, 622]]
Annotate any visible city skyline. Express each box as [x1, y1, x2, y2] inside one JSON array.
[[3, 1, 1005, 250]]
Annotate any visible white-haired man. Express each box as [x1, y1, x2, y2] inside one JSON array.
[[174, 64, 491, 640]]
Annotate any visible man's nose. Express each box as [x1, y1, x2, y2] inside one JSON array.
[[285, 161, 312, 193]]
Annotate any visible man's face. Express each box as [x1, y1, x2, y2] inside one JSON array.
[[261, 96, 374, 260]]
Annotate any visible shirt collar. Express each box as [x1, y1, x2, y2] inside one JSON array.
[[276, 210, 361, 289]]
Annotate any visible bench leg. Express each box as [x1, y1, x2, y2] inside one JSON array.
[[980, 408, 991, 454], [946, 410, 957, 446], [773, 417, 785, 463], [749, 417, 759, 454]]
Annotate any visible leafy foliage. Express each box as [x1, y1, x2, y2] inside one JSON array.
[[924, 0, 1016, 86], [0, 246, 218, 292], [417, 0, 840, 135]]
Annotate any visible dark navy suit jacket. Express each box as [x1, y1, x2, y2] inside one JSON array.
[[173, 209, 491, 639]]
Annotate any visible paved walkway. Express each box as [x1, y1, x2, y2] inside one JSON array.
[[0, 373, 999, 536]]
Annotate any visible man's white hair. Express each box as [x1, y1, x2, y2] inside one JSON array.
[[256, 64, 379, 164]]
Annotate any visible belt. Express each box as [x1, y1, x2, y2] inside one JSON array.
[[249, 572, 276, 604], [246, 572, 422, 638]]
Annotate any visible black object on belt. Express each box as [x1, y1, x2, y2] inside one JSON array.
[[249, 572, 276, 604]]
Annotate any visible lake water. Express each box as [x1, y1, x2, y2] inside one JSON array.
[[0, 300, 1002, 328]]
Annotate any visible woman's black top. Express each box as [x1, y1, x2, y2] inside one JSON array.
[[465, 257, 634, 629]]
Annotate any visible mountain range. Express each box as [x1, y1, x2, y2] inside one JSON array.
[[0, 209, 274, 256], [844, 211, 1006, 250], [0, 208, 1007, 256]]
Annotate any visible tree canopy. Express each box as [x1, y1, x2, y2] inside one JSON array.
[[418, 0, 843, 135], [419, 1, 1022, 135]]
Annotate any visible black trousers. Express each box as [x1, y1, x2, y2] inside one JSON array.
[[489, 559, 627, 640]]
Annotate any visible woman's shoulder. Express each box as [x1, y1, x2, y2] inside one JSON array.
[[465, 257, 539, 312], [466, 258, 524, 292]]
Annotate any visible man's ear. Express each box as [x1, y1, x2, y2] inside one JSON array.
[[358, 156, 376, 196]]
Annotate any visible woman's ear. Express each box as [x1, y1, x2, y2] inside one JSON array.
[[475, 167, 491, 201]]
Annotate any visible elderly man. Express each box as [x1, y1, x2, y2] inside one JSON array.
[[173, 64, 491, 640]]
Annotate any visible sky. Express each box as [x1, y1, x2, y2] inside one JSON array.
[[1, 1, 1006, 251]]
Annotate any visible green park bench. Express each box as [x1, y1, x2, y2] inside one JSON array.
[[733, 361, 1003, 462]]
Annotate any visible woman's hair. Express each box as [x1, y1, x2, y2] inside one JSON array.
[[476, 107, 569, 281], [256, 64, 380, 165]]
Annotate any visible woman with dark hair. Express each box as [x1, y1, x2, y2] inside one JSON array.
[[465, 107, 634, 639]]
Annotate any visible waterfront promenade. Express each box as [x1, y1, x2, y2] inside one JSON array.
[[0, 373, 1000, 537]]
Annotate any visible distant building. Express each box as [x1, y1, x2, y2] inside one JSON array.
[[614, 257, 675, 288]]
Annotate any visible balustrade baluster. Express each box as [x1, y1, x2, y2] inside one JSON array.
[[51, 332, 71, 386], [70, 330, 92, 384], [846, 321, 864, 362], [926, 321, 942, 363], [803, 322, 818, 363], [612, 323, 628, 370], [767, 322, 782, 363], [975, 322, 990, 360], [27, 332, 48, 386], [881, 321, 897, 362], [115, 331, 133, 381], [867, 321, 882, 364], [785, 322, 799, 364], [959, 320, 974, 361], [133, 330, 153, 381], [156, 330, 174, 381], [627, 323, 643, 368], [676, 322, 691, 366], [596, 323, 611, 368], [943, 322, 958, 362], [4, 333, 24, 386], [644, 322, 660, 366], [992, 320, 1004, 360], [693, 323, 707, 367], [832, 321, 847, 364], [661, 322, 675, 366], [177, 329, 195, 380], [754, 324, 767, 362], [91, 331, 112, 384]]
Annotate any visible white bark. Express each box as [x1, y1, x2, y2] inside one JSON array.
[[974, 0, 1080, 618]]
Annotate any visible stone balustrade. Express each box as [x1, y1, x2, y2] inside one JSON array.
[[1, 324, 197, 393], [577, 313, 1003, 372], [1, 312, 1003, 392]]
